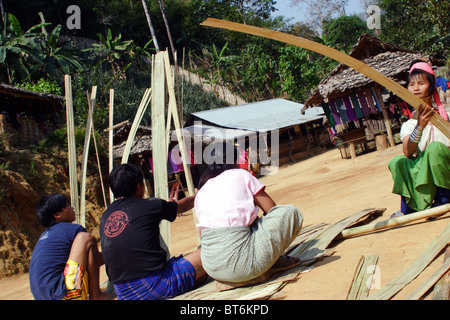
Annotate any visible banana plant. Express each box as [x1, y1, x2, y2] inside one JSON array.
[[0, 13, 44, 83]]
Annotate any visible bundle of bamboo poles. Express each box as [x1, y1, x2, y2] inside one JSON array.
[[64, 51, 198, 253]]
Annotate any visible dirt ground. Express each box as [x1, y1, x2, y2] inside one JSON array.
[[0, 144, 448, 300]]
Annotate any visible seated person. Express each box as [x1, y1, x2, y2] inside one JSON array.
[[388, 60, 450, 217], [195, 141, 303, 287], [100, 163, 206, 300], [29, 194, 109, 300]]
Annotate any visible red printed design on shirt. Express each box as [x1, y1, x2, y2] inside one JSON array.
[[104, 211, 129, 238]]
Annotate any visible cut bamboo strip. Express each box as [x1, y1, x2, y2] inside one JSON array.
[[200, 18, 450, 139], [341, 204, 450, 239], [289, 208, 385, 262], [121, 88, 152, 164], [151, 51, 170, 252], [405, 255, 450, 300], [365, 222, 450, 300], [347, 254, 379, 300], [108, 89, 114, 204], [432, 248, 450, 300], [80, 87, 97, 228], [64, 75, 79, 224]]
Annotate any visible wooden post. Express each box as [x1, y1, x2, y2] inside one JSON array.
[[374, 85, 395, 147], [64, 75, 80, 224], [108, 89, 114, 204], [151, 52, 171, 252]]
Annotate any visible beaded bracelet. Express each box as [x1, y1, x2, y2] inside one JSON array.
[[409, 125, 423, 143]]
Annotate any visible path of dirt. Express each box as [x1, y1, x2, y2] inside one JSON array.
[[1, 144, 448, 300]]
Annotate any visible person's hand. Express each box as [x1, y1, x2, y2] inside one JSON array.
[[417, 104, 435, 129]]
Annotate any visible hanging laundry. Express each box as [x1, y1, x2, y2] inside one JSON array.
[[321, 102, 335, 126], [357, 90, 372, 116], [342, 95, 357, 121], [364, 88, 378, 113], [328, 99, 342, 125], [334, 97, 350, 123], [370, 87, 382, 112], [349, 93, 364, 119], [436, 77, 448, 92]]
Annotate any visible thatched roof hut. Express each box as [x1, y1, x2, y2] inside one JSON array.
[[302, 34, 443, 158], [0, 82, 64, 147], [112, 122, 152, 159], [304, 34, 440, 107]]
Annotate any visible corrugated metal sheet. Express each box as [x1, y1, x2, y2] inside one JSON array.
[[180, 124, 256, 142], [189, 98, 324, 132]]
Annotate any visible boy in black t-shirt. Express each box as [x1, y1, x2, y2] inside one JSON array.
[[100, 163, 205, 300], [29, 194, 110, 300]]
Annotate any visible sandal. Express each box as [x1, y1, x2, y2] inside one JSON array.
[[390, 211, 403, 219], [270, 255, 301, 274]]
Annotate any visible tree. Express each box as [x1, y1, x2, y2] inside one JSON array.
[[323, 15, 371, 53], [0, 13, 44, 83], [36, 13, 84, 79], [289, 0, 348, 33], [140, 0, 160, 51], [85, 28, 134, 79], [378, 0, 450, 60]]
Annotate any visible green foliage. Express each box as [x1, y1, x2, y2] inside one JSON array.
[[17, 78, 62, 95], [378, 0, 450, 60], [323, 15, 372, 53]]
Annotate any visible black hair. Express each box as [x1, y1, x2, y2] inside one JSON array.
[[407, 59, 435, 97], [36, 194, 69, 228], [198, 141, 239, 188], [108, 163, 144, 198]]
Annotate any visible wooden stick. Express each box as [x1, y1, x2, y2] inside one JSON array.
[[200, 18, 450, 139], [341, 204, 450, 239], [64, 75, 79, 224], [108, 89, 114, 204]]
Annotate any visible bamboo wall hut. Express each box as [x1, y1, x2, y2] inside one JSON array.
[[303, 34, 444, 159], [0, 82, 63, 148]]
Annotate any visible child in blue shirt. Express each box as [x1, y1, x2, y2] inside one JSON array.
[[29, 194, 110, 300]]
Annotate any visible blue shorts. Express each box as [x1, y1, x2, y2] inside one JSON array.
[[114, 255, 196, 300]]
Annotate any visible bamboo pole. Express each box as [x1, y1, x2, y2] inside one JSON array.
[[64, 75, 79, 224], [341, 204, 450, 239], [79, 87, 97, 228], [200, 18, 450, 140], [151, 51, 171, 252], [120, 88, 152, 164], [108, 89, 114, 204], [163, 50, 200, 245]]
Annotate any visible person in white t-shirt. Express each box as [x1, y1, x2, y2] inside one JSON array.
[[388, 60, 450, 218], [194, 141, 303, 288]]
